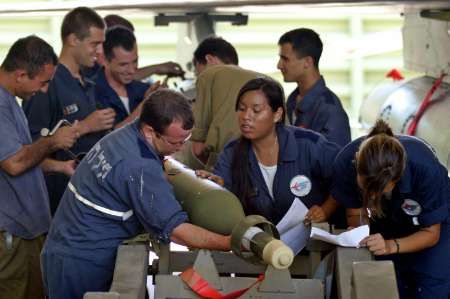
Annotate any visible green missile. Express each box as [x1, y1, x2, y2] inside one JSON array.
[[164, 158, 294, 269], [165, 157, 245, 235]]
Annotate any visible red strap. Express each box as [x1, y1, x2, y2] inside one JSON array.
[[407, 73, 447, 136], [180, 268, 265, 299]]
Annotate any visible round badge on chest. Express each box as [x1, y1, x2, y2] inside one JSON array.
[[401, 199, 422, 216], [289, 175, 312, 197]]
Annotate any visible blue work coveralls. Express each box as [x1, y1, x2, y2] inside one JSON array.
[[286, 76, 351, 147], [23, 63, 108, 214], [331, 135, 450, 299], [41, 121, 188, 299], [214, 124, 340, 225], [95, 67, 150, 125]]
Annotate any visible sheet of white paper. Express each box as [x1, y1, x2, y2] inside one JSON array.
[[310, 225, 369, 247], [276, 198, 311, 254], [277, 197, 308, 234]]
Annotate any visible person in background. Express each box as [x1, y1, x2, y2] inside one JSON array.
[[188, 37, 263, 170], [277, 28, 351, 147], [277, 28, 352, 228], [101, 14, 185, 81], [331, 119, 450, 299], [198, 77, 340, 226], [95, 26, 157, 128], [23, 7, 116, 215], [104, 14, 135, 31], [0, 35, 78, 299], [41, 89, 230, 299]]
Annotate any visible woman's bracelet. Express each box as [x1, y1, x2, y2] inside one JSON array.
[[393, 239, 400, 254]]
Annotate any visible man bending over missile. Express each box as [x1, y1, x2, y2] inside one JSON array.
[[41, 89, 231, 299]]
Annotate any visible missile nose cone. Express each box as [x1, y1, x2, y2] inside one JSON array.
[[262, 239, 294, 269], [278, 254, 293, 268]]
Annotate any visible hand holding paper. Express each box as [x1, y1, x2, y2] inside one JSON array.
[[276, 198, 311, 254], [304, 205, 327, 224], [310, 225, 369, 247]]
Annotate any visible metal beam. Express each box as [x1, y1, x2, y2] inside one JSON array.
[[1, 0, 450, 14], [420, 9, 450, 21], [155, 13, 247, 26]]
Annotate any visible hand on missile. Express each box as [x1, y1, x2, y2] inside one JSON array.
[[195, 169, 225, 186], [304, 205, 327, 225]]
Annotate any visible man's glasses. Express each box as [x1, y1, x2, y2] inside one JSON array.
[[155, 132, 192, 147]]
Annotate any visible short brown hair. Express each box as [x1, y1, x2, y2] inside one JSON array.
[[1, 35, 57, 79], [104, 14, 135, 31], [61, 7, 105, 42], [193, 37, 238, 66], [139, 89, 194, 134], [278, 28, 323, 68]]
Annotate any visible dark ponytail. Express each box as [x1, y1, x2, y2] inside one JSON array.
[[230, 138, 257, 213], [357, 119, 406, 217]]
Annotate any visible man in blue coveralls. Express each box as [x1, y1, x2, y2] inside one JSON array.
[[278, 28, 351, 228], [0, 36, 78, 299], [23, 7, 116, 214], [41, 89, 231, 299], [95, 25, 156, 128], [277, 28, 351, 147]]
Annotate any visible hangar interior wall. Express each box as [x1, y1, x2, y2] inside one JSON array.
[[0, 2, 420, 129]]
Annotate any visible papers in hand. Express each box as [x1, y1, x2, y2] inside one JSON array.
[[276, 198, 311, 255], [310, 225, 369, 247]]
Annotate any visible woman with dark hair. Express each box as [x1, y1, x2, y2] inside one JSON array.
[[200, 77, 340, 226], [331, 119, 450, 299]]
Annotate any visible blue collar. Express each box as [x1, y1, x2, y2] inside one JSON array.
[[96, 67, 147, 113], [296, 76, 327, 113], [96, 67, 127, 113], [131, 120, 162, 161], [248, 125, 298, 164], [96, 67, 144, 93], [0, 84, 15, 102], [95, 67, 109, 89], [56, 63, 96, 89]]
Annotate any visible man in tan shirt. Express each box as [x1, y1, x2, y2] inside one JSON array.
[[192, 64, 262, 169], [183, 37, 263, 170]]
